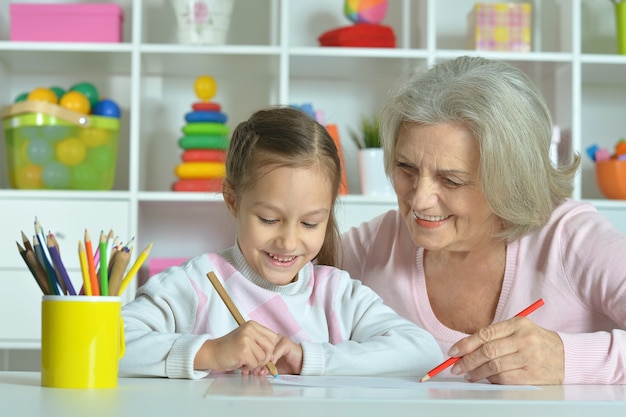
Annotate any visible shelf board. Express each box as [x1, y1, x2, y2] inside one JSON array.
[[0, 190, 131, 201]]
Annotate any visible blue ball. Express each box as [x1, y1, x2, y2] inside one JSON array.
[[93, 99, 121, 118]]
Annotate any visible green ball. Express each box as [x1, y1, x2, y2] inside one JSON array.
[[42, 162, 71, 189], [85, 145, 115, 173], [49, 86, 66, 101], [69, 82, 100, 109], [14, 92, 29, 102], [71, 163, 101, 189]]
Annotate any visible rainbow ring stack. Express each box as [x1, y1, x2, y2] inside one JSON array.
[[172, 75, 229, 192]]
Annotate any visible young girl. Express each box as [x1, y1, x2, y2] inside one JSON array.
[[120, 107, 442, 379]]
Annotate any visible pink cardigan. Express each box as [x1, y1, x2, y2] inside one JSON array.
[[340, 199, 626, 384]]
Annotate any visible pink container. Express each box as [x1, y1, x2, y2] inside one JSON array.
[[10, 3, 123, 43]]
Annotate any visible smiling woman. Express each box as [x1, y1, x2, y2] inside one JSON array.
[[339, 56, 626, 385]]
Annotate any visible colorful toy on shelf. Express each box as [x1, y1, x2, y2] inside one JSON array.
[[344, 0, 388, 24], [586, 138, 626, 200], [172, 75, 229, 192], [319, 0, 395, 48], [291, 102, 348, 195], [2, 81, 121, 190]]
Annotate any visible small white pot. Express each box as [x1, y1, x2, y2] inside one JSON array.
[[171, 0, 236, 45], [357, 148, 394, 197]]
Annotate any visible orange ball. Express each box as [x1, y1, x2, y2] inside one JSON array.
[[27, 87, 58, 104], [60, 91, 91, 114]]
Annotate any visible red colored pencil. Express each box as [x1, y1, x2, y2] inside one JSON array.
[[419, 298, 545, 382], [84, 229, 100, 296]]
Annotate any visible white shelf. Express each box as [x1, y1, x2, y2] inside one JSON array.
[[1, 0, 626, 351]]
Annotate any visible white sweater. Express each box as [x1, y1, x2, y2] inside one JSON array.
[[120, 245, 443, 379]]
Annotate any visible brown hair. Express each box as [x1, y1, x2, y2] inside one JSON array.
[[224, 106, 342, 266]]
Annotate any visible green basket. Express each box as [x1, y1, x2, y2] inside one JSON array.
[[2, 102, 120, 190]]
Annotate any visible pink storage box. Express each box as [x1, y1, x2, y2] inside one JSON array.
[[10, 3, 123, 43], [467, 3, 532, 52]]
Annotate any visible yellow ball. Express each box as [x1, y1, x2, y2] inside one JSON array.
[[60, 91, 91, 114], [56, 137, 87, 166], [27, 87, 58, 104], [194, 75, 217, 102], [79, 128, 110, 147], [15, 164, 43, 188]]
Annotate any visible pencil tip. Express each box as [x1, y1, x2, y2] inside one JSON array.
[[419, 375, 430, 383]]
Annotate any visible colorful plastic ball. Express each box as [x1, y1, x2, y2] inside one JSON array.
[[92, 99, 121, 118], [27, 87, 58, 104], [26, 138, 55, 165], [70, 82, 100, 109], [71, 163, 100, 189], [85, 146, 115, 173], [60, 91, 91, 114], [42, 162, 71, 189], [50, 86, 66, 101], [56, 137, 87, 166], [80, 128, 110, 147], [40, 126, 71, 143], [14, 92, 29, 102], [344, 0, 388, 24], [194, 75, 217, 102], [15, 164, 43, 189]]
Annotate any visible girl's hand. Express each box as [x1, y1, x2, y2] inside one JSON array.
[[448, 317, 564, 385], [194, 320, 280, 373], [249, 336, 303, 376], [272, 336, 304, 375]]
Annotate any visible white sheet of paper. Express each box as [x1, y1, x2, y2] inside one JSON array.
[[269, 375, 539, 391]]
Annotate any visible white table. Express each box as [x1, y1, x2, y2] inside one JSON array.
[[1, 372, 625, 417]]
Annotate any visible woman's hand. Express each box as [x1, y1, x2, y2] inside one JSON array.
[[194, 320, 281, 374], [448, 317, 564, 385]]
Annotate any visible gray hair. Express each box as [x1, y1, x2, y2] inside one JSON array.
[[379, 56, 580, 242]]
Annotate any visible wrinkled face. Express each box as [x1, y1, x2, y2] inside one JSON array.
[[227, 165, 332, 285], [391, 122, 500, 252]]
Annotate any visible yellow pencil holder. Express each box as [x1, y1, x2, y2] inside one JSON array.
[[41, 295, 125, 389]]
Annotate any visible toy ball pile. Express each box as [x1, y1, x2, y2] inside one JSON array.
[[4, 82, 121, 190], [15, 82, 121, 118]]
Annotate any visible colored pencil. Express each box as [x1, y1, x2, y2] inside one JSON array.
[[19, 232, 50, 294], [78, 240, 92, 296], [206, 271, 279, 378], [118, 242, 153, 295], [47, 234, 77, 295], [34, 218, 64, 295], [108, 247, 132, 296], [84, 229, 100, 296], [17, 241, 49, 295], [106, 229, 115, 265], [98, 231, 109, 296], [419, 298, 545, 382], [21, 231, 33, 251], [33, 237, 60, 295]]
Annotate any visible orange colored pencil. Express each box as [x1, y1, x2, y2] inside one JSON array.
[[419, 298, 545, 382], [84, 229, 100, 296]]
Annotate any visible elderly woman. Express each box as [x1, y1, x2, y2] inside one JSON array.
[[340, 56, 626, 385]]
